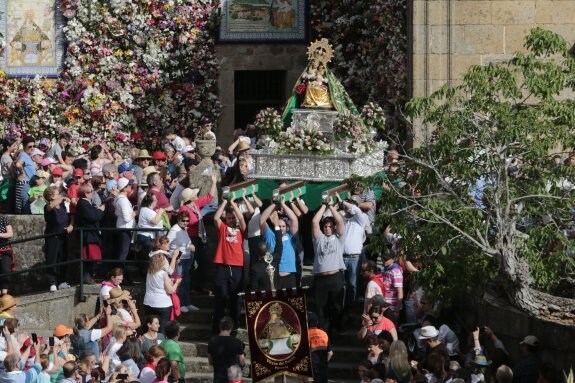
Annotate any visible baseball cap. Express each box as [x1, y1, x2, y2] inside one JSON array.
[[118, 161, 134, 174], [32, 148, 45, 157], [106, 179, 118, 192], [153, 151, 167, 160], [35, 170, 48, 179], [53, 324, 73, 337], [73, 168, 84, 177], [51, 167, 63, 177], [117, 177, 134, 191], [39, 138, 51, 147], [520, 335, 539, 347], [41, 157, 58, 167]]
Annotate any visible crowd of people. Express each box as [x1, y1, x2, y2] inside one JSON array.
[[0, 129, 556, 383]]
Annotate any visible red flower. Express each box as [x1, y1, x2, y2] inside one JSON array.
[[295, 83, 307, 95]]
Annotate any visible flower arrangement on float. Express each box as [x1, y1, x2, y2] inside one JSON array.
[[254, 107, 283, 138], [274, 125, 332, 155], [0, 0, 220, 150]]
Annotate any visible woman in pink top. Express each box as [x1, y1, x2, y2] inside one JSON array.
[[357, 304, 398, 341], [178, 173, 217, 294]]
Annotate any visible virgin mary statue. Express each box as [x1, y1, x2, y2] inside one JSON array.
[[281, 39, 361, 126]]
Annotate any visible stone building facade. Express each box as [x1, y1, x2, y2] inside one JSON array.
[[215, 44, 306, 148], [411, 0, 575, 143]]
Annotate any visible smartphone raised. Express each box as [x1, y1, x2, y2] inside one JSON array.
[[103, 300, 109, 308], [116, 373, 129, 380], [175, 250, 183, 260], [31, 333, 38, 344], [49, 337, 55, 347]]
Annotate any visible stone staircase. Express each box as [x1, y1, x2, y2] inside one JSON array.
[[176, 285, 367, 383]]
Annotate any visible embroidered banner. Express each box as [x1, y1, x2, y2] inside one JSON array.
[[245, 289, 313, 382]]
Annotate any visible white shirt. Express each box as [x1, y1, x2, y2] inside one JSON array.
[[343, 205, 367, 254], [138, 207, 163, 238], [104, 341, 123, 375], [140, 367, 156, 383], [167, 224, 192, 260], [114, 194, 134, 228], [143, 271, 172, 308], [364, 280, 383, 313], [171, 137, 186, 154]]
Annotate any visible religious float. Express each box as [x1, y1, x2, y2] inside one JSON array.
[[250, 38, 387, 184]]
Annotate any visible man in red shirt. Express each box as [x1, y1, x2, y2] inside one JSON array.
[[212, 199, 246, 334]]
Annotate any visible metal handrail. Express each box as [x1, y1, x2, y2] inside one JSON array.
[[0, 227, 166, 301]]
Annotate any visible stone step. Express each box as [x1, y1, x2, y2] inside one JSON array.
[[185, 373, 252, 383], [183, 356, 358, 381], [184, 356, 251, 376], [330, 345, 368, 364], [180, 324, 250, 343]]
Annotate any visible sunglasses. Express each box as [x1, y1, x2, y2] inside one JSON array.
[[179, 220, 189, 223], [26, 145, 35, 149]]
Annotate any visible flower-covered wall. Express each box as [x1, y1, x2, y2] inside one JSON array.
[[310, 0, 408, 115], [0, 0, 220, 149]]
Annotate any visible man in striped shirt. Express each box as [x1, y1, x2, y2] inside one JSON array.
[[381, 252, 403, 314]]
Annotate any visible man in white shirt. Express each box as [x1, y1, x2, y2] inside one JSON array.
[[340, 197, 367, 309], [115, 178, 136, 263]]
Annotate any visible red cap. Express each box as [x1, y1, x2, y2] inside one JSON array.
[[73, 168, 84, 177], [153, 151, 167, 160], [52, 167, 63, 177]]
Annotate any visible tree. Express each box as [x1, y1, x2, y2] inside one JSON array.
[[377, 28, 575, 319]]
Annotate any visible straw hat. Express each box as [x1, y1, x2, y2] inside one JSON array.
[[136, 149, 153, 160], [0, 295, 18, 312], [143, 166, 158, 179], [180, 188, 199, 204], [106, 287, 131, 304], [236, 141, 251, 152]]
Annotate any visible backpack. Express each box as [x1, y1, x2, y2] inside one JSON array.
[[370, 273, 386, 296]]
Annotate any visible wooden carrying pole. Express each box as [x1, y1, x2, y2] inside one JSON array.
[[321, 183, 351, 205], [272, 181, 306, 203], [221, 179, 258, 201]]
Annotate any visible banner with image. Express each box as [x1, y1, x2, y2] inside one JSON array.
[[245, 288, 313, 382], [0, 0, 64, 77]]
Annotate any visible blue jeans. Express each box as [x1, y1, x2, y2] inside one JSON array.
[[344, 256, 360, 308], [177, 256, 194, 306]]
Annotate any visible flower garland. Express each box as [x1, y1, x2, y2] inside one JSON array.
[[0, 0, 220, 150]]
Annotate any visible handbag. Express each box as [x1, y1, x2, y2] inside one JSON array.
[[0, 178, 13, 201], [191, 206, 208, 243]]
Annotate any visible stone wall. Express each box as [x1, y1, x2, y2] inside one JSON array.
[[478, 293, 575, 375], [17, 285, 146, 339], [215, 44, 307, 148], [411, 0, 575, 144]]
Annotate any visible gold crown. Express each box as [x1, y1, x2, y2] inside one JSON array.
[[269, 302, 283, 316], [307, 38, 334, 66]]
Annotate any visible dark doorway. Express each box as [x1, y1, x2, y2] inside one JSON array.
[[234, 70, 286, 131]]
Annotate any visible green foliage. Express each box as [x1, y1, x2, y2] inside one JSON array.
[[379, 28, 575, 305]]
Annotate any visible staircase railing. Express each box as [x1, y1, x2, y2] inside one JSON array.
[[0, 227, 165, 301]]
